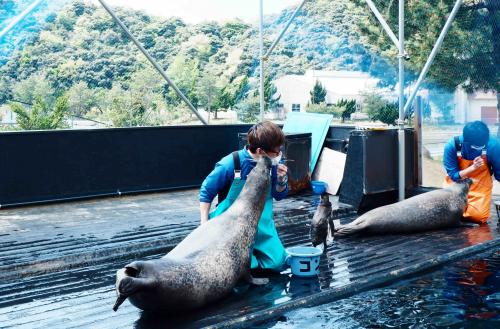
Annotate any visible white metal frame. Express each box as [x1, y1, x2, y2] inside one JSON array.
[[2, 0, 465, 180], [0, 0, 44, 40], [258, 0, 463, 200]]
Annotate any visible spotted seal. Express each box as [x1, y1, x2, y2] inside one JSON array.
[[113, 157, 272, 312], [334, 179, 472, 237], [310, 193, 333, 249]]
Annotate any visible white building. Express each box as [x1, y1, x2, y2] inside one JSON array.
[[0, 105, 17, 125], [274, 70, 379, 114], [453, 88, 498, 124]]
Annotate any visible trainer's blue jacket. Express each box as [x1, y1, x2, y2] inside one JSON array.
[[199, 147, 288, 203]]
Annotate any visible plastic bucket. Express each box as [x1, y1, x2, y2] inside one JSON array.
[[285, 246, 323, 277], [311, 181, 327, 194]]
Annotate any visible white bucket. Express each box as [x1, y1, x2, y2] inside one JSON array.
[[285, 246, 323, 277]]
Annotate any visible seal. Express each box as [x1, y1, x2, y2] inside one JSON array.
[[334, 179, 472, 237], [310, 193, 333, 249], [113, 156, 273, 312]]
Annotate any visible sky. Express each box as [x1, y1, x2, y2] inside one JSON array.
[[90, 0, 301, 24]]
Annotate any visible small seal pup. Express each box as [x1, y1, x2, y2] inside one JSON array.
[[335, 179, 472, 237], [310, 193, 333, 250], [113, 157, 273, 312]]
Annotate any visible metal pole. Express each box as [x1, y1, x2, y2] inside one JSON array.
[[413, 96, 423, 186], [364, 0, 400, 49], [263, 0, 308, 60], [403, 0, 464, 114], [398, 0, 405, 201], [97, 0, 208, 125], [259, 0, 265, 122], [0, 0, 44, 40]]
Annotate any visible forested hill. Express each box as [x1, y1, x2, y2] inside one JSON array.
[[0, 0, 392, 101]]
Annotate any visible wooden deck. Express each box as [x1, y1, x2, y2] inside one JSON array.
[[0, 189, 499, 328]]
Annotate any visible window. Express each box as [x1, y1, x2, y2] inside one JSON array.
[[291, 104, 301, 112]]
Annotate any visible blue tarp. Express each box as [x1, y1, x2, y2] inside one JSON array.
[[283, 112, 333, 173]]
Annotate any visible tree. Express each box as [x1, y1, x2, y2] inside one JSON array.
[[310, 80, 327, 104], [197, 72, 219, 122], [9, 95, 69, 130], [127, 66, 164, 109], [306, 102, 342, 118], [236, 96, 261, 123], [12, 74, 55, 106], [363, 92, 399, 125], [335, 98, 357, 122], [102, 68, 164, 127], [234, 76, 249, 103], [0, 78, 11, 104], [264, 76, 280, 111], [370, 102, 399, 125], [107, 96, 147, 127], [353, 0, 499, 114], [167, 55, 200, 107], [67, 81, 100, 116], [214, 85, 235, 119], [221, 21, 250, 41]]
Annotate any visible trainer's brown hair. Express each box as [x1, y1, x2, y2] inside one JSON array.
[[247, 121, 285, 153]]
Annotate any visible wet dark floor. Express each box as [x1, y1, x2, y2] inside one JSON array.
[[257, 249, 500, 329], [0, 190, 499, 328]]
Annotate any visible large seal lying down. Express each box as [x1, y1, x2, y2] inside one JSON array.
[[335, 179, 472, 237], [113, 157, 272, 312]]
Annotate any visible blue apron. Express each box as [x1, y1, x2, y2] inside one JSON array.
[[209, 177, 287, 271]]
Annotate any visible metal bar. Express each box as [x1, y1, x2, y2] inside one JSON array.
[[259, 0, 265, 121], [413, 96, 423, 186], [262, 0, 308, 60], [398, 0, 405, 201], [403, 0, 464, 114], [0, 0, 44, 40], [97, 0, 208, 125], [364, 0, 400, 49]]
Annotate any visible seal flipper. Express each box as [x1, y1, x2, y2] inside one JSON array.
[[113, 294, 127, 312], [120, 276, 156, 295], [328, 215, 335, 238], [113, 276, 155, 312], [334, 217, 368, 237], [243, 271, 269, 285]]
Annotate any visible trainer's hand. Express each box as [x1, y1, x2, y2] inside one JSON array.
[[472, 156, 484, 170], [460, 156, 484, 179], [277, 164, 288, 183]]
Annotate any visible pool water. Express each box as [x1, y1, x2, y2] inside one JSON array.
[[257, 250, 500, 328]]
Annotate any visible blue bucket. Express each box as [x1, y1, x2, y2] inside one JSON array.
[[311, 181, 327, 195], [286, 246, 323, 277]]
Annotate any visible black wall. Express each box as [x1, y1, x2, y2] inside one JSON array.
[[0, 125, 251, 207], [1, 125, 415, 208]]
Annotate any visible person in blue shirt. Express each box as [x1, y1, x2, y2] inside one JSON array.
[[443, 121, 500, 223], [199, 121, 289, 272]]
